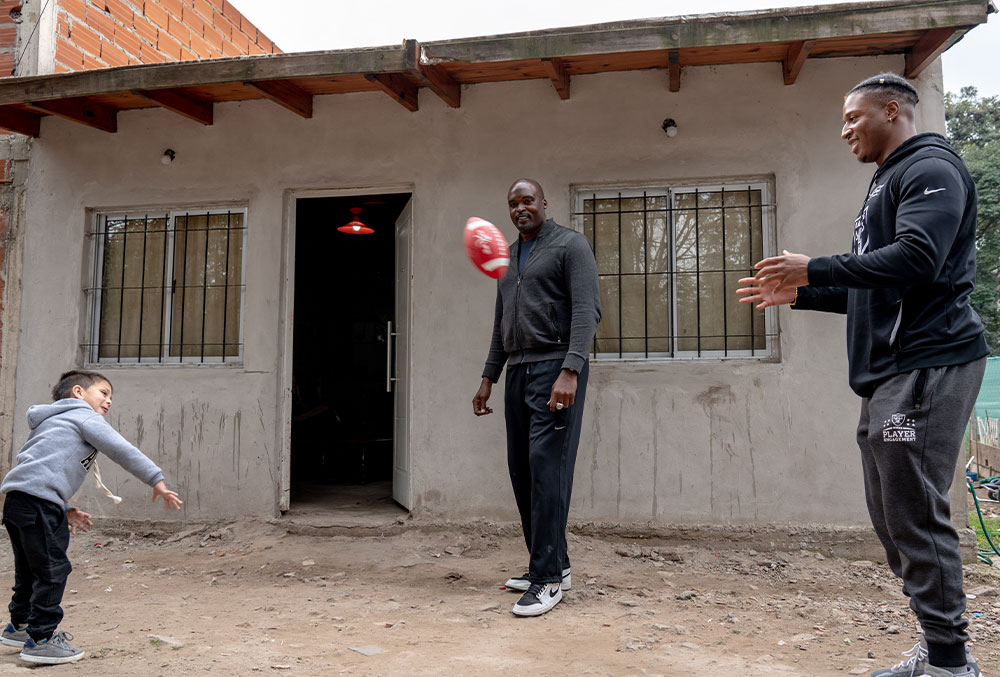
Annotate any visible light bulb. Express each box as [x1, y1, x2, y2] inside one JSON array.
[[353, 224, 360, 232]]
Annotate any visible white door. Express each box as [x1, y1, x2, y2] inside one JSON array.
[[392, 199, 412, 508]]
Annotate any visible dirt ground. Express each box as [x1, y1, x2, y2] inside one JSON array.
[[0, 513, 997, 676]]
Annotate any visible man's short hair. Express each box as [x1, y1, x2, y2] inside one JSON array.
[[52, 369, 112, 401], [847, 73, 919, 108], [509, 178, 545, 199]]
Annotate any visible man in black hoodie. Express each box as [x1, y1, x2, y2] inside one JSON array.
[[738, 73, 987, 676]]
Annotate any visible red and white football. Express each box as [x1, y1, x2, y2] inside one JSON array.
[[464, 217, 510, 279]]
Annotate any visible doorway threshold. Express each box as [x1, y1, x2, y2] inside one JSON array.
[[278, 481, 409, 535]]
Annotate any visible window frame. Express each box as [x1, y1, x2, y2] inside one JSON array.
[[571, 178, 778, 362], [86, 205, 248, 366]]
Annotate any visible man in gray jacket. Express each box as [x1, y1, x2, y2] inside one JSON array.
[[473, 178, 600, 616]]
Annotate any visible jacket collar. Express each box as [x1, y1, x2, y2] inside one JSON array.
[[514, 219, 556, 252]]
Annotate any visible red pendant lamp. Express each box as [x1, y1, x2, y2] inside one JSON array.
[[338, 206, 374, 235]]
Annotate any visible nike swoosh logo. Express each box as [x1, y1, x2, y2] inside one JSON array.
[[924, 187, 946, 195], [549, 588, 559, 598], [554, 425, 567, 431]]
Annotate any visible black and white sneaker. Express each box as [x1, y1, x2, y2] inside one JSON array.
[[512, 582, 562, 617], [504, 567, 571, 592]]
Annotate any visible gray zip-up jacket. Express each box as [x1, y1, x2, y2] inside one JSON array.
[[1, 399, 165, 508], [483, 219, 601, 382]]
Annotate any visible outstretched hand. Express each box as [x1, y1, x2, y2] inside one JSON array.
[[736, 249, 811, 309], [67, 507, 93, 535], [736, 280, 798, 309], [750, 250, 811, 290], [152, 481, 183, 511]]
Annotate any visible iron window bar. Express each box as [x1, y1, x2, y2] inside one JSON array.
[[85, 209, 247, 364], [576, 183, 775, 360]]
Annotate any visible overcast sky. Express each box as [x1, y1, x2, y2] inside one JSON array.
[[233, 0, 999, 98]]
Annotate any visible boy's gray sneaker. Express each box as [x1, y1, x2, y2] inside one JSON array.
[[0, 623, 27, 648], [19, 631, 84, 664], [504, 567, 571, 591], [923, 666, 979, 677], [871, 638, 979, 677]]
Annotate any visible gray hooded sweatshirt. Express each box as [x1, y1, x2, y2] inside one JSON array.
[[1, 399, 164, 508]]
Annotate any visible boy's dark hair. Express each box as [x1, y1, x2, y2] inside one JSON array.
[[52, 370, 112, 401], [847, 72, 919, 108]]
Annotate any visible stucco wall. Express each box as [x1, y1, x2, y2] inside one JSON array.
[[12, 55, 948, 524]]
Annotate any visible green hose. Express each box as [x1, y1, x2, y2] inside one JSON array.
[[968, 477, 1000, 565]]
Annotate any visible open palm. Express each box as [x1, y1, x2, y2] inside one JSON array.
[[736, 278, 797, 309]]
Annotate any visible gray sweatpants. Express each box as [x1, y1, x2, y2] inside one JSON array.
[[857, 357, 986, 651]]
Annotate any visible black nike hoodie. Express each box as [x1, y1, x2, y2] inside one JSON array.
[[794, 132, 988, 397]]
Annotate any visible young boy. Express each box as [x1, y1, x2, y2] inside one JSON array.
[[0, 370, 182, 664]]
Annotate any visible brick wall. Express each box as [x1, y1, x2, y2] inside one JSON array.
[[54, 0, 280, 71], [0, 1, 19, 76]]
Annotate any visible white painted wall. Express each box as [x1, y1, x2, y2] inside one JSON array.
[[12, 55, 948, 524]]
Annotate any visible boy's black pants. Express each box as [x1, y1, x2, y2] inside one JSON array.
[[504, 359, 588, 584], [857, 357, 985, 668], [2, 491, 71, 642]]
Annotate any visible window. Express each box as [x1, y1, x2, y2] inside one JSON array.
[[86, 208, 247, 364], [574, 181, 776, 359]]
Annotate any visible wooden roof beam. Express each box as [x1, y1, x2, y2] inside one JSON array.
[[0, 106, 41, 136], [365, 73, 419, 112], [421, 1, 987, 63], [416, 65, 460, 107], [783, 40, 815, 85], [904, 26, 958, 78], [0, 46, 408, 108], [541, 58, 570, 100], [135, 88, 213, 125], [31, 97, 116, 133], [405, 39, 460, 108], [245, 80, 313, 118], [668, 49, 680, 92]]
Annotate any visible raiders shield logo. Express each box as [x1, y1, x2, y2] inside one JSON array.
[[891, 414, 905, 426]]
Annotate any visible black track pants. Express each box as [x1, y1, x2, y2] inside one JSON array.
[[857, 357, 985, 660], [505, 359, 588, 584], [2, 491, 72, 642]]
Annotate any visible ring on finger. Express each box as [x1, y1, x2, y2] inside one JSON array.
[[556, 402, 564, 410]]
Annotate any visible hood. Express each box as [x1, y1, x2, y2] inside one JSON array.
[[26, 399, 97, 429], [875, 133, 960, 178]]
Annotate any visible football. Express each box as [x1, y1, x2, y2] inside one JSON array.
[[464, 217, 510, 279]]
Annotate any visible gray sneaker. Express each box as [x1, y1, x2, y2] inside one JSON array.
[[871, 638, 980, 677], [924, 666, 978, 677], [19, 631, 84, 664], [0, 623, 27, 648], [504, 567, 571, 591]]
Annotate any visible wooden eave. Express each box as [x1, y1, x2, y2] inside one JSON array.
[[0, 0, 990, 136]]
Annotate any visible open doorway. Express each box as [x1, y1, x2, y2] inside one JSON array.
[[290, 192, 411, 513]]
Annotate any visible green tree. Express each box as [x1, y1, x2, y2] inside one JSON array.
[[945, 87, 1000, 352]]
